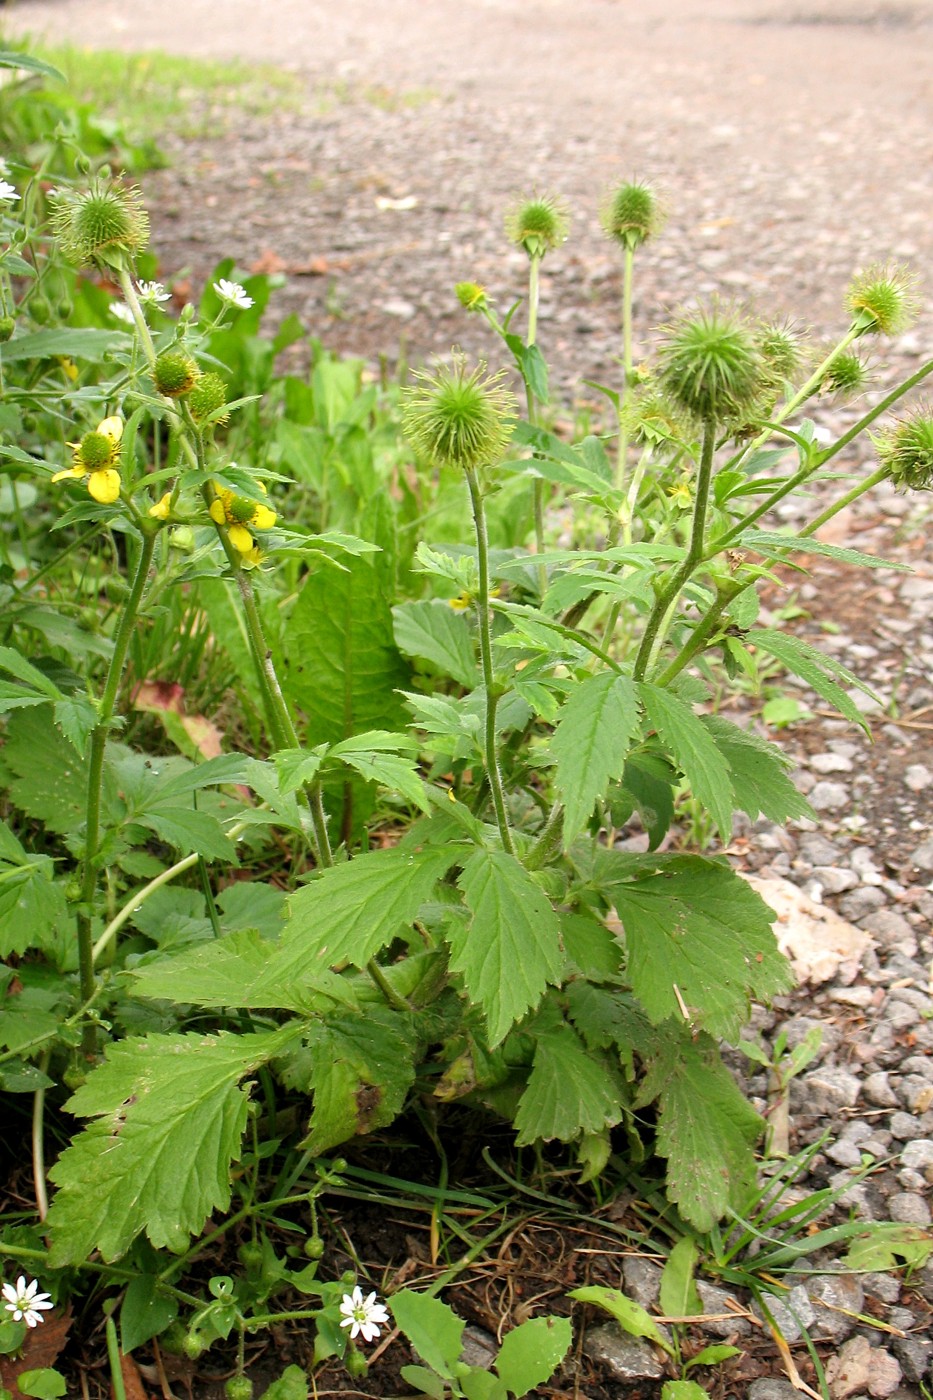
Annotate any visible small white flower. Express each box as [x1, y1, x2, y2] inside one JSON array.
[[338, 1285, 390, 1344], [0, 179, 20, 204], [2, 1276, 53, 1328], [213, 278, 254, 310], [109, 301, 136, 325], [136, 280, 171, 306]]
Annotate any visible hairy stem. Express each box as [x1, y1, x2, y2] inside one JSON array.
[[799, 464, 889, 537]]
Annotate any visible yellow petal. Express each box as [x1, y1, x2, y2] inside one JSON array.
[[87, 469, 121, 504], [98, 415, 124, 444], [228, 523, 254, 553], [241, 545, 263, 570], [52, 466, 84, 483], [209, 499, 227, 525], [251, 502, 277, 529], [149, 492, 172, 520]]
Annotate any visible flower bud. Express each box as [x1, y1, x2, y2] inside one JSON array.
[[455, 281, 488, 313], [154, 350, 199, 399], [504, 194, 570, 259], [821, 349, 869, 398], [876, 408, 933, 492], [657, 305, 765, 425], [601, 180, 663, 250], [401, 358, 516, 472]]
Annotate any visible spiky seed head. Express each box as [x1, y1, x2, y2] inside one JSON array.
[[756, 320, 803, 383], [504, 194, 570, 259], [601, 180, 663, 251], [401, 359, 517, 472], [821, 349, 869, 398], [876, 408, 933, 492], [455, 281, 489, 313], [846, 263, 918, 337], [657, 305, 765, 425], [50, 176, 149, 270], [188, 372, 229, 425], [154, 351, 199, 398]]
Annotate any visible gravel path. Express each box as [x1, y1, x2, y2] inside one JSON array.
[[4, 1, 933, 1394]]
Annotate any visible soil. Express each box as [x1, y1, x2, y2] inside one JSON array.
[[2, 1, 932, 1397]]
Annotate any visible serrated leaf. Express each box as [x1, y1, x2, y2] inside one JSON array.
[[0, 820, 66, 956], [53, 696, 98, 756], [701, 716, 814, 824], [659, 1238, 702, 1318], [0, 328, 125, 362], [568, 1286, 673, 1355], [742, 529, 908, 571], [639, 1030, 764, 1231], [391, 1291, 465, 1378], [131, 929, 353, 1012], [284, 846, 459, 969], [605, 854, 792, 1039], [0, 645, 63, 698], [495, 1316, 572, 1396], [289, 1006, 418, 1153], [1, 708, 95, 834], [451, 849, 563, 1047], [747, 628, 875, 731], [559, 913, 622, 982], [639, 684, 733, 839], [137, 806, 236, 862], [615, 753, 677, 850], [551, 673, 639, 843], [393, 599, 478, 688], [514, 1023, 624, 1144], [332, 750, 429, 813], [46, 1029, 293, 1264], [261, 1366, 311, 1400]]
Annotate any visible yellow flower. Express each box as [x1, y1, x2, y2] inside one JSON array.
[[208, 479, 276, 555], [149, 492, 172, 520], [52, 415, 124, 504]]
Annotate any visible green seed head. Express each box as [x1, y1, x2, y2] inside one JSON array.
[[657, 304, 765, 425], [846, 263, 917, 336], [821, 349, 869, 398], [601, 180, 663, 251], [401, 359, 517, 472], [229, 494, 257, 525], [504, 194, 570, 259], [188, 371, 229, 424], [876, 408, 933, 492], [50, 176, 150, 270], [78, 430, 115, 471], [154, 350, 199, 398], [455, 281, 489, 313], [756, 320, 803, 384], [0, 315, 14, 342]]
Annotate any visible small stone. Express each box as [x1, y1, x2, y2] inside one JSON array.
[[748, 1381, 801, 1400], [812, 865, 859, 893], [867, 1349, 903, 1398], [806, 1273, 864, 1342], [800, 833, 844, 865], [839, 887, 887, 922], [898, 1077, 933, 1114], [889, 1112, 923, 1140], [793, 1068, 861, 1115], [461, 1326, 497, 1370], [891, 1335, 933, 1385], [887, 1191, 931, 1226], [863, 1072, 899, 1108], [751, 1285, 813, 1344], [897, 1167, 927, 1190], [810, 781, 850, 812], [904, 764, 932, 792], [694, 1280, 751, 1336], [621, 1255, 661, 1310], [380, 297, 416, 319], [827, 1335, 872, 1398], [862, 1272, 901, 1304], [583, 1325, 665, 1381], [826, 1138, 864, 1168], [909, 840, 933, 872], [901, 1139, 933, 1172], [861, 910, 918, 955], [811, 752, 854, 774]]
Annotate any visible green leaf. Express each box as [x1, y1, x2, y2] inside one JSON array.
[[844, 1223, 933, 1272], [391, 1290, 465, 1379], [289, 1006, 418, 1153], [400, 1366, 447, 1400], [0, 328, 126, 362], [615, 753, 677, 850], [639, 1030, 764, 1231], [0, 708, 94, 834], [136, 805, 236, 863], [53, 697, 98, 756], [604, 854, 792, 1039], [742, 529, 908, 571], [131, 929, 353, 1012], [393, 600, 479, 688], [568, 1287, 673, 1356], [0, 821, 66, 957], [452, 849, 564, 1047], [121, 1274, 178, 1353], [495, 1316, 572, 1396], [514, 1023, 624, 1144], [701, 716, 813, 825], [261, 1365, 311, 1400], [639, 684, 733, 839], [746, 628, 876, 730], [462, 1371, 506, 1400], [559, 913, 622, 982], [285, 846, 459, 969], [551, 673, 639, 843], [685, 1345, 741, 1370], [661, 1382, 711, 1400], [15, 1371, 67, 1400], [46, 1029, 293, 1264], [659, 1238, 702, 1319], [0, 646, 63, 699], [331, 749, 429, 813], [0, 48, 65, 77]]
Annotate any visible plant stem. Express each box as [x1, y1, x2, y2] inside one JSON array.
[[32, 1050, 51, 1221], [633, 418, 716, 682], [525, 253, 548, 598], [653, 581, 746, 688], [524, 802, 564, 870], [615, 244, 635, 495], [76, 529, 157, 1055], [117, 267, 157, 368], [799, 464, 889, 537], [465, 467, 515, 855]]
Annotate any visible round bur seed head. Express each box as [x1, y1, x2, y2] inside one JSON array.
[[50, 176, 149, 270], [504, 195, 570, 259], [601, 180, 663, 251], [658, 305, 765, 426], [189, 372, 229, 424], [877, 408, 933, 492], [154, 351, 199, 399], [756, 320, 803, 383], [77, 431, 114, 471], [846, 263, 918, 337], [822, 349, 869, 398], [401, 360, 517, 472]]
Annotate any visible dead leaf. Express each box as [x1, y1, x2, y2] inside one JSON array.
[[133, 680, 225, 762], [133, 679, 185, 715], [250, 248, 287, 276], [744, 874, 871, 985], [0, 1307, 72, 1387]]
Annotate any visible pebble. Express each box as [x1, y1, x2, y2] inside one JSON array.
[[748, 1382, 801, 1400], [898, 1076, 933, 1114], [461, 1325, 497, 1369], [811, 752, 854, 774], [863, 1071, 899, 1108], [621, 1256, 661, 1311], [582, 1325, 665, 1381], [810, 781, 851, 812], [900, 1139, 933, 1172], [839, 886, 887, 921], [861, 909, 918, 954], [891, 1335, 933, 1385], [794, 1068, 861, 1115], [813, 865, 859, 893], [887, 1191, 931, 1226], [826, 1336, 902, 1399], [889, 1112, 924, 1140], [752, 1285, 813, 1344], [909, 840, 933, 872], [805, 1273, 864, 1343], [695, 1279, 751, 1337], [904, 764, 932, 792]]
